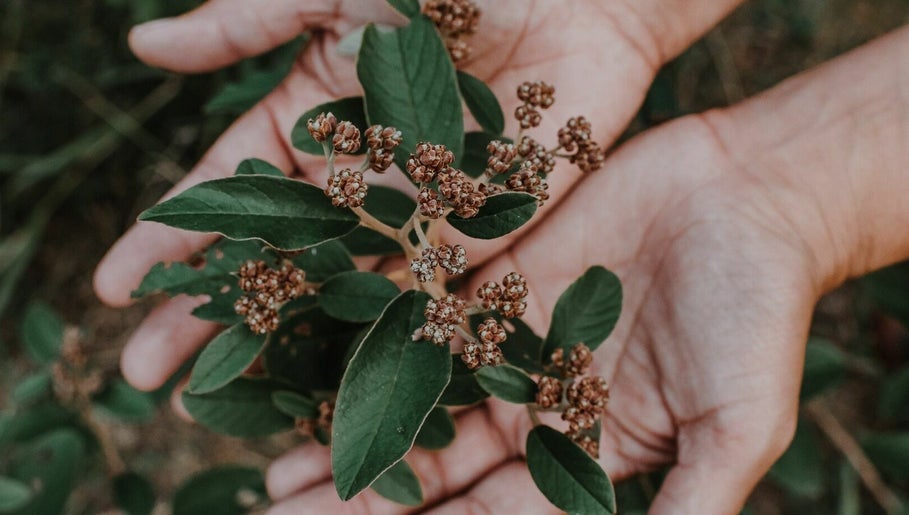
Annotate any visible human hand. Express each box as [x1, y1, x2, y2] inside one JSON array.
[[95, 0, 743, 392], [263, 24, 909, 515]]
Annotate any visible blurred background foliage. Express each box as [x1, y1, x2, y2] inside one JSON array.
[[0, 0, 908, 513]]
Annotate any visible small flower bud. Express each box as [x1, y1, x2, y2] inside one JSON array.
[[332, 121, 361, 154], [557, 116, 592, 152], [325, 169, 367, 208], [437, 243, 467, 275], [476, 318, 506, 345], [407, 142, 454, 183], [423, 0, 481, 36], [307, 112, 337, 143], [571, 434, 600, 459], [517, 136, 556, 174], [570, 140, 606, 173], [477, 281, 502, 311], [422, 293, 467, 346], [365, 125, 402, 173], [506, 162, 549, 206], [417, 187, 444, 219], [410, 247, 439, 283], [485, 140, 517, 177], [517, 81, 555, 108], [566, 376, 609, 415], [515, 104, 542, 129], [566, 343, 593, 377], [536, 376, 563, 409]]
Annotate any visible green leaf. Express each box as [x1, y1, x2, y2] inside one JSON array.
[[0, 405, 78, 446], [767, 420, 825, 498], [7, 429, 85, 515], [864, 261, 909, 328], [138, 176, 360, 251], [370, 460, 423, 506], [447, 192, 537, 239], [187, 324, 267, 395], [0, 476, 32, 512], [879, 367, 909, 420], [500, 317, 545, 374], [271, 391, 319, 419], [172, 467, 266, 515], [291, 97, 368, 155], [544, 266, 623, 356], [475, 364, 537, 404], [113, 472, 156, 515], [385, 0, 421, 18], [414, 407, 455, 450], [357, 17, 463, 171], [801, 337, 847, 400], [457, 71, 504, 135], [319, 271, 400, 323], [235, 158, 284, 177], [339, 186, 416, 256], [93, 379, 157, 423], [438, 356, 489, 406], [11, 372, 51, 405], [862, 432, 909, 481], [332, 290, 451, 500], [526, 425, 616, 514], [291, 240, 356, 282], [182, 378, 294, 437], [20, 301, 64, 364]]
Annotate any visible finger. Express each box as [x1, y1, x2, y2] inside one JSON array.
[[93, 103, 293, 307], [128, 0, 401, 73], [119, 295, 220, 390], [169, 376, 194, 422], [427, 460, 558, 515], [648, 403, 796, 515], [266, 444, 333, 500]]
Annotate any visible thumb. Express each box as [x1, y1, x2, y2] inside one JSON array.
[[648, 404, 797, 515]]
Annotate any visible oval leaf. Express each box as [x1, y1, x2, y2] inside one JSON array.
[[172, 466, 266, 515], [447, 192, 537, 239], [438, 356, 489, 406], [291, 240, 355, 282], [414, 407, 455, 450], [457, 71, 505, 135], [862, 432, 909, 480], [271, 390, 319, 419], [767, 420, 825, 498], [92, 379, 157, 423], [526, 425, 616, 514], [0, 476, 32, 512], [7, 429, 85, 515], [187, 324, 267, 395], [475, 364, 537, 404], [332, 290, 451, 500], [543, 266, 622, 356], [370, 460, 423, 506], [138, 175, 360, 251], [235, 158, 284, 177], [291, 97, 368, 155], [320, 271, 401, 323], [182, 378, 294, 437], [20, 301, 64, 364], [113, 472, 156, 515], [357, 17, 464, 170]]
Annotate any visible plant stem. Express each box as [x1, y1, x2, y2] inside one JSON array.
[[526, 405, 542, 427], [350, 206, 399, 241], [413, 214, 431, 249]]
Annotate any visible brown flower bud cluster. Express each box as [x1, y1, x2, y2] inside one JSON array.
[[332, 121, 361, 154], [234, 260, 306, 334], [410, 244, 468, 283], [296, 400, 335, 441], [325, 169, 367, 208], [517, 136, 556, 174], [485, 140, 516, 177], [365, 124, 403, 173], [306, 112, 337, 143], [515, 81, 555, 129], [407, 142, 455, 183], [558, 116, 605, 172], [462, 317, 506, 370], [423, 0, 481, 64], [51, 328, 104, 404], [407, 141, 486, 218], [476, 271, 528, 318], [506, 161, 550, 206], [535, 344, 609, 458], [421, 293, 468, 345], [418, 187, 444, 219], [437, 167, 487, 218]]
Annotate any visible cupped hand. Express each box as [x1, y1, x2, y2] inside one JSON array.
[[265, 24, 909, 515], [95, 0, 741, 393]]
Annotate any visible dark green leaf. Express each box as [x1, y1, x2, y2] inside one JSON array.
[[339, 186, 416, 256], [767, 420, 825, 498], [332, 290, 451, 500], [438, 356, 488, 406], [0, 405, 78, 446], [320, 271, 400, 323], [291, 97, 368, 155], [385, 0, 421, 18], [457, 71, 504, 135], [801, 337, 847, 400], [20, 301, 64, 364], [93, 379, 157, 423], [475, 364, 537, 404], [113, 472, 156, 515], [138, 176, 360, 251], [414, 407, 455, 450], [447, 192, 537, 239], [370, 460, 423, 506], [235, 158, 284, 177], [7, 429, 85, 515], [501, 318, 545, 374], [357, 17, 463, 171], [182, 378, 294, 437], [291, 240, 356, 282], [879, 367, 909, 420], [11, 372, 51, 405], [864, 262, 909, 327], [862, 433, 909, 481], [526, 425, 616, 514], [187, 324, 267, 395], [0, 476, 32, 512], [172, 467, 266, 515], [544, 266, 623, 356], [271, 391, 319, 419]]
